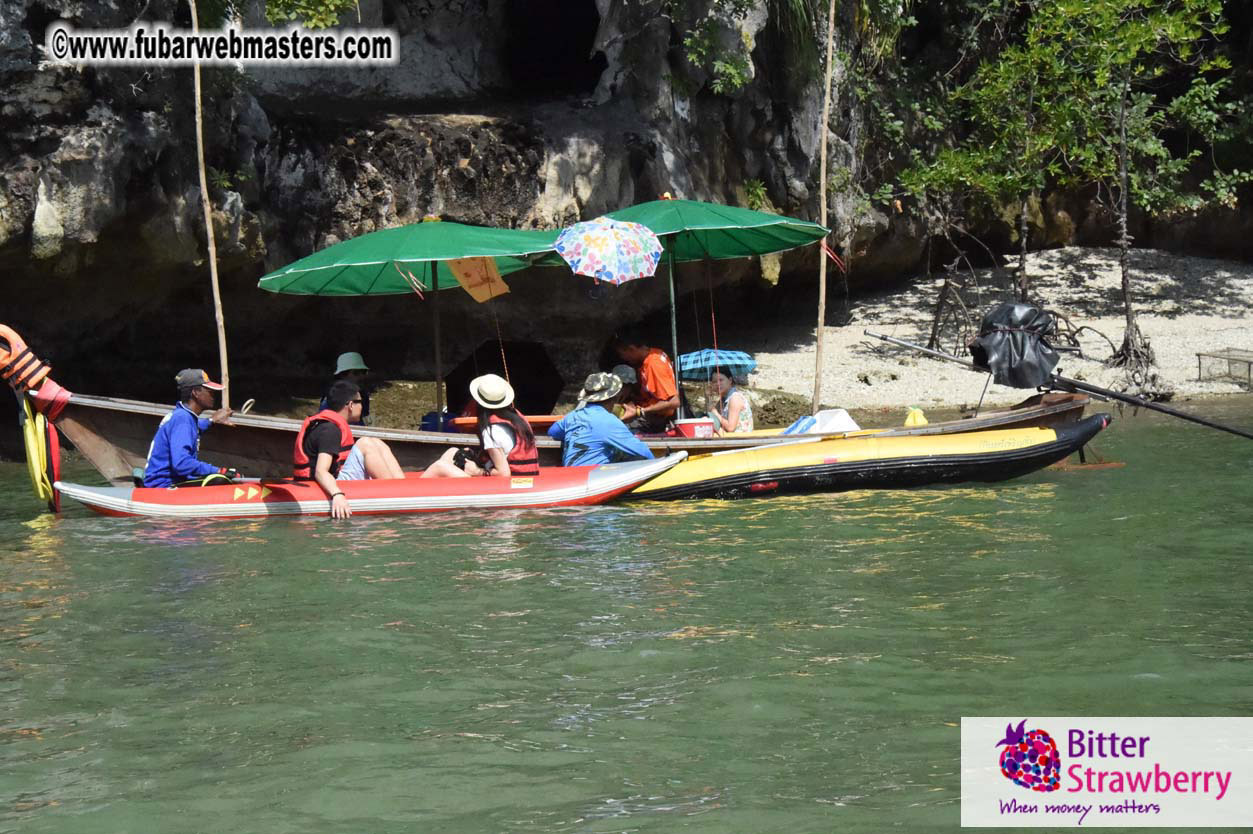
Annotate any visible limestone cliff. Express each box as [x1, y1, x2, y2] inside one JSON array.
[[0, 0, 1248, 412]]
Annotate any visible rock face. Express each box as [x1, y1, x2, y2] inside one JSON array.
[[0, 0, 1247, 410]]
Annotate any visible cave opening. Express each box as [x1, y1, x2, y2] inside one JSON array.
[[445, 340, 565, 416], [505, 0, 606, 98]]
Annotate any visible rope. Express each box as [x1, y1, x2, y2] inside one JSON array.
[[705, 260, 719, 359], [820, 240, 847, 274], [486, 276, 509, 383], [493, 305, 509, 383], [397, 263, 426, 298]]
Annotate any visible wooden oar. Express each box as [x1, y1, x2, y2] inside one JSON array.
[[863, 329, 1253, 442]]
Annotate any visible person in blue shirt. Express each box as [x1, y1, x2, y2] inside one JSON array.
[[548, 372, 655, 467], [143, 368, 237, 487]]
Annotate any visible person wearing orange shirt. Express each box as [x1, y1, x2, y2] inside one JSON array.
[[612, 334, 679, 433]]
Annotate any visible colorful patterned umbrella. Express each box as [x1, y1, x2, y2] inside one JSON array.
[[678, 349, 757, 381], [554, 217, 662, 285]]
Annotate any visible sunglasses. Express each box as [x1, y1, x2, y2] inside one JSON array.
[[350, 399, 364, 405]]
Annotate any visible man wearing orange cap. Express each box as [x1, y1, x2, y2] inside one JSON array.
[[142, 368, 238, 487]]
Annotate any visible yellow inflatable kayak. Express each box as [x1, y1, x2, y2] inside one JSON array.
[[629, 414, 1111, 500]]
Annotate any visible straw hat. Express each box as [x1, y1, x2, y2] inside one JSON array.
[[577, 371, 622, 408], [469, 373, 515, 410]]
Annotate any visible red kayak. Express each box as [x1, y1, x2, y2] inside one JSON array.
[[54, 453, 686, 519]]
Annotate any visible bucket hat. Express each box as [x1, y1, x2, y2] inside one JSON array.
[[334, 352, 370, 376], [577, 372, 622, 408]]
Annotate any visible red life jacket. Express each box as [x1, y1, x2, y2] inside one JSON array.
[[293, 409, 355, 478], [488, 413, 539, 476]]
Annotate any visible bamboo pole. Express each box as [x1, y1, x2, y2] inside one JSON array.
[[432, 262, 444, 420], [188, 0, 230, 407], [812, 0, 837, 413], [668, 245, 682, 418]]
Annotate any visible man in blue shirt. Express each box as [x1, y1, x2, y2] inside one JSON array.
[[548, 372, 654, 467], [143, 369, 237, 487]]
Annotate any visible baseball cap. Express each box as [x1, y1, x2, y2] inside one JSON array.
[[610, 364, 637, 384], [174, 369, 223, 390]]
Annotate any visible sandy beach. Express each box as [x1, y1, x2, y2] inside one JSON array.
[[741, 247, 1253, 414]]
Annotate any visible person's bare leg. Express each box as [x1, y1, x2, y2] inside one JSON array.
[[356, 437, 405, 479], [420, 448, 471, 479]]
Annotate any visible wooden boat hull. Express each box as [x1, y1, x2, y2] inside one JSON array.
[[53, 390, 1090, 487], [628, 414, 1111, 501], [55, 453, 686, 519]]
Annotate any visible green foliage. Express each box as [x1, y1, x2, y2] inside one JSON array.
[[743, 179, 768, 210], [207, 167, 232, 191], [681, 4, 755, 95], [854, 0, 916, 66], [769, 0, 820, 86], [893, 0, 1248, 230], [264, 0, 359, 29]]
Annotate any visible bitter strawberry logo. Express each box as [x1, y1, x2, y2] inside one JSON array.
[[996, 719, 1061, 792]]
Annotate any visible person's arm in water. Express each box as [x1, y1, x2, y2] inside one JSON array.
[[314, 451, 350, 520]]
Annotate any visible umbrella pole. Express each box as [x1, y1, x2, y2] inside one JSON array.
[[432, 262, 444, 422], [812, 0, 837, 415], [668, 247, 683, 419]]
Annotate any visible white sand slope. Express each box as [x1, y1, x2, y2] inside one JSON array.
[[744, 247, 1253, 410]]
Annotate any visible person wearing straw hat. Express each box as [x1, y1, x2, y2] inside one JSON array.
[[142, 368, 238, 487], [421, 374, 538, 478], [319, 352, 372, 425], [547, 372, 655, 467]]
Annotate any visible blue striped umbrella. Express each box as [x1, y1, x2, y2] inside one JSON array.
[[678, 349, 757, 381]]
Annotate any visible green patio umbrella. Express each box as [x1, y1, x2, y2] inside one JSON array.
[[601, 199, 829, 416], [606, 199, 828, 261], [258, 220, 560, 416], [257, 221, 559, 295]]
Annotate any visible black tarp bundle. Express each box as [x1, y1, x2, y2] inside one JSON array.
[[969, 303, 1060, 389]]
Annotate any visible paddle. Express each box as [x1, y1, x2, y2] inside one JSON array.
[[864, 329, 1253, 441]]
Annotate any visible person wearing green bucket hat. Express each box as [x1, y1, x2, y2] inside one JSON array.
[[319, 352, 372, 425], [547, 372, 654, 467]]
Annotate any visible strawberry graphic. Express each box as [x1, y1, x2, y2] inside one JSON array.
[[996, 719, 1061, 792]]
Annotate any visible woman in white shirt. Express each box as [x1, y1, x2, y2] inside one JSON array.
[[422, 374, 539, 478]]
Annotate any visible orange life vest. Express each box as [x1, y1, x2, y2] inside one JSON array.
[[488, 413, 539, 476], [293, 409, 354, 478], [0, 324, 52, 394]]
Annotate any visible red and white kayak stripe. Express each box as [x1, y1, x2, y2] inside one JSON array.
[[55, 453, 685, 519]]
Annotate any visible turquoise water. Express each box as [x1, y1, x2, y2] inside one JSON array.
[[2, 402, 1251, 833]]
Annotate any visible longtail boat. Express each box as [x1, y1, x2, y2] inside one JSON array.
[[2, 323, 1089, 489], [42, 386, 1087, 486]]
